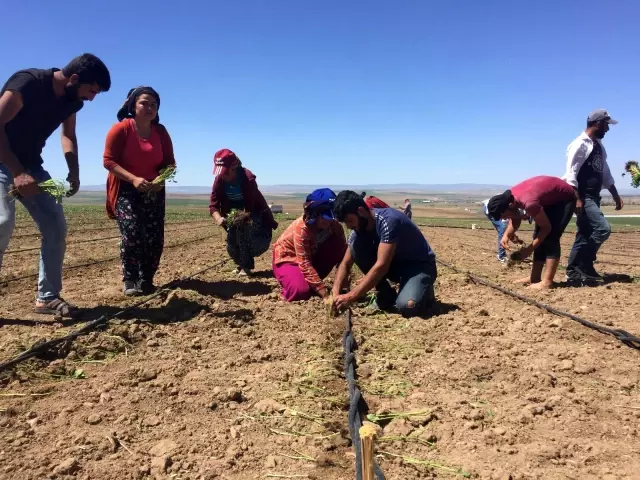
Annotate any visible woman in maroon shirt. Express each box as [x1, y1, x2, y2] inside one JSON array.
[[103, 86, 176, 296], [487, 176, 577, 289], [209, 149, 277, 275]]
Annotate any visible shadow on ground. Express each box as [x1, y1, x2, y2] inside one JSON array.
[[178, 279, 272, 299], [83, 298, 208, 324], [427, 301, 461, 317]]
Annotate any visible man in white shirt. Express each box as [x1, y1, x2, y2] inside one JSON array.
[[562, 109, 623, 283]]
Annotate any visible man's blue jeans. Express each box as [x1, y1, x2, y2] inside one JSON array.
[[0, 163, 67, 301], [489, 217, 507, 259], [567, 195, 611, 274], [350, 233, 437, 318]]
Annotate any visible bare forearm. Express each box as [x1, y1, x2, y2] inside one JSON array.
[[504, 221, 517, 239], [0, 133, 24, 176], [109, 165, 139, 184], [62, 135, 79, 174], [609, 185, 620, 201], [350, 263, 388, 300], [332, 261, 351, 296]]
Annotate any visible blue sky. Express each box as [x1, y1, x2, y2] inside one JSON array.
[[2, 1, 640, 189]]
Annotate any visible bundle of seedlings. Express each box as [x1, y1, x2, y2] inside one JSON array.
[[8, 179, 68, 204], [623, 161, 640, 188], [147, 165, 178, 196], [226, 209, 252, 228]]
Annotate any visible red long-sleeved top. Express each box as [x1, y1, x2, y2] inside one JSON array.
[[272, 217, 345, 292], [103, 119, 176, 218]]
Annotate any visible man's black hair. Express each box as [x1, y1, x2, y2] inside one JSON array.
[[333, 190, 367, 222], [62, 53, 111, 92], [587, 120, 598, 128], [486, 190, 513, 220]]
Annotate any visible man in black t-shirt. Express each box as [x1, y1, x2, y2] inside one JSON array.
[[562, 109, 623, 283], [0, 54, 110, 318]]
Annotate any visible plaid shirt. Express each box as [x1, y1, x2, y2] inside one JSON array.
[[273, 217, 345, 292]]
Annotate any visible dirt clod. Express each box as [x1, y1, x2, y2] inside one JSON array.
[[52, 457, 79, 476], [149, 440, 179, 457], [558, 360, 575, 371], [254, 398, 286, 414], [139, 369, 158, 382], [264, 455, 278, 468], [86, 414, 102, 425], [151, 455, 172, 473]]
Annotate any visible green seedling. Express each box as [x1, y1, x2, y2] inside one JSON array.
[[9, 179, 69, 203]]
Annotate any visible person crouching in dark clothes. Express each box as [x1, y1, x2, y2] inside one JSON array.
[[209, 149, 278, 275]]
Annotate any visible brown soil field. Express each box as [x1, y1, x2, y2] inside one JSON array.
[[1, 215, 640, 480]]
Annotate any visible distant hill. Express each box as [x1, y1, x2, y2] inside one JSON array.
[[81, 183, 511, 195], [79, 183, 640, 196]]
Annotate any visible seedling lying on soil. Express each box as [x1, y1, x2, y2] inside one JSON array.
[[0, 391, 52, 398], [8, 179, 69, 203], [366, 410, 430, 423], [361, 380, 412, 397], [277, 448, 317, 462], [378, 451, 471, 478], [267, 427, 337, 439], [48, 368, 86, 380], [623, 161, 640, 188], [378, 434, 435, 447]]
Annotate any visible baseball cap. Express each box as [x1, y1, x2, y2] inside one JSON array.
[[213, 149, 240, 176], [587, 109, 618, 125], [304, 188, 337, 224]]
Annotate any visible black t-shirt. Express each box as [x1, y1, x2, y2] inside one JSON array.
[[577, 141, 604, 197], [1, 68, 84, 170]]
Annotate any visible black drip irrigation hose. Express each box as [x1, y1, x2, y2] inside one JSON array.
[[418, 223, 640, 236], [437, 259, 640, 350], [343, 309, 385, 480], [5, 223, 213, 255], [0, 234, 215, 286], [0, 257, 229, 372], [11, 219, 213, 240]]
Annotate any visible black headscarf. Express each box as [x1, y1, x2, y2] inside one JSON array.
[[116, 86, 161, 123], [486, 190, 513, 220]]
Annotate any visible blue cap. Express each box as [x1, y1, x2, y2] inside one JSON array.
[[304, 188, 336, 224]]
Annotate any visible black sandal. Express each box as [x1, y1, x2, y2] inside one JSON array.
[[34, 298, 81, 319]]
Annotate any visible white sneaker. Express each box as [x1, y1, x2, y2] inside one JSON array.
[[238, 268, 252, 277]]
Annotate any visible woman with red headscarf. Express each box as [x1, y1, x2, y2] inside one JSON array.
[[103, 86, 176, 296], [209, 149, 278, 275]]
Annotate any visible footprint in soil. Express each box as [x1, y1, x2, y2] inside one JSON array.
[[178, 279, 272, 299]]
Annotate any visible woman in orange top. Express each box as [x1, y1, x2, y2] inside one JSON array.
[[272, 188, 347, 301], [103, 86, 176, 296]]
